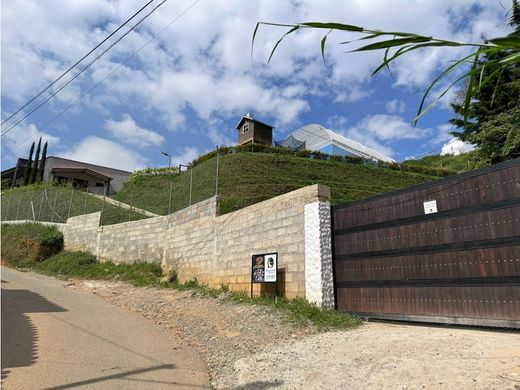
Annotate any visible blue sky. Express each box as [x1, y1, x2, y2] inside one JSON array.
[[1, 0, 511, 171]]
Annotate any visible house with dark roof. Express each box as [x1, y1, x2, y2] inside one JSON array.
[[1, 156, 131, 195]]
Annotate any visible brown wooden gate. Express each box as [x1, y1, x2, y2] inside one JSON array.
[[332, 159, 520, 328]]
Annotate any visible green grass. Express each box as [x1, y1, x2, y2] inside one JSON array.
[[1, 223, 64, 264], [114, 152, 438, 215], [1, 183, 149, 225], [403, 152, 476, 173]]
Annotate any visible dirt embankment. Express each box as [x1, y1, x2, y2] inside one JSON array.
[[70, 280, 520, 390]]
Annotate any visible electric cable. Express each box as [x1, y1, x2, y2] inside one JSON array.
[[7, 0, 202, 151], [1, 0, 157, 126], [1, 0, 167, 136]]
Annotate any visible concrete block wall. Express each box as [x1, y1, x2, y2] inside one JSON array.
[[97, 216, 168, 263], [62, 212, 101, 254], [61, 185, 334, 306]]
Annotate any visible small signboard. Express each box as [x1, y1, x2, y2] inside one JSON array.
[[251, 253, 277, 283], [423, 199, 438, 214]]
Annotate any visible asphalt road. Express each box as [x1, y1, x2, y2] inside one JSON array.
[[1, 267, 210, 389]]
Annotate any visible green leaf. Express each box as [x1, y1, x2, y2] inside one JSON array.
[[488, 36, 520, 48], [251, 22, 261, 61], [462, 52, 480, 126], [302, 22, 364, 32], [499, 51, 520, 64], [268, 25, 300, 63], [353, 36, 432, 52], [415, 51, 477, 124], [320, 31, 331, 62]]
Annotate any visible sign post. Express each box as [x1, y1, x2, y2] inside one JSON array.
[[251, 252, 278, 299]]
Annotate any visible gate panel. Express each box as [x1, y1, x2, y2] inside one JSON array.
[[332, 159, 520, 328]]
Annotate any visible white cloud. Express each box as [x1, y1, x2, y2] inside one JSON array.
[[385, 99, 406, 114], [105, 113, 164, 147], [348, 114, 430, 142], [2, 0, 510, 132], [170, 147, 203, 167], [326, 115, 349, 129], [58, 136, 147, 171], [2, 122, 60, 161], [441, 138, 475, 156]]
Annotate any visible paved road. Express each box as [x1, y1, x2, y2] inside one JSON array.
[[1, 267, 210, 389]]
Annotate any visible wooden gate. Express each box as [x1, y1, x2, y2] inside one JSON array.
[[332, 159, 520, 328]]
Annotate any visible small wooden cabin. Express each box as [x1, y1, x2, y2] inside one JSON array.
[[236, 113, 273, 146]]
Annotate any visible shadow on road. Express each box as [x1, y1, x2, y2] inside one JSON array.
[[46, 363, 210, 389], [1, 287, 67, 380]]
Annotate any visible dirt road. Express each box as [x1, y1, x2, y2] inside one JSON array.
[[70, 278, 520, 390], [1, 267, 210, 389]]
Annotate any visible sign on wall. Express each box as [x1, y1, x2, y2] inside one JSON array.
[[251, 253, 277, 283], [423, 199, 438, 214]]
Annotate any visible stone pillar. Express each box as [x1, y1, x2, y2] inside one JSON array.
[[304, 200, 335, 309]]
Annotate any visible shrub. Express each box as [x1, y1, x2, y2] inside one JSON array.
[[1, 223, 63, 264]]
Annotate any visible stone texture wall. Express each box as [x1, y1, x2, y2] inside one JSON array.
[[60, 186, 334, 305]]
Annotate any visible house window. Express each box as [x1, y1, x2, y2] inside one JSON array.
[[242, 123, 249, 134], [95, 182, 104, 187]]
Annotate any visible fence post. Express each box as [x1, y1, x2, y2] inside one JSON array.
[[15, 192, 24, 220], [84, 188, 89, 214], [67, 188, 74, 220], [26, 191, 34, 220], [189, 168, 193, 206], [5, 194, 12, 220], [100, 183, 107, 226], [215, 147, 220, 197], [37, 190, 44, 220], [51, 189, 58, 223], [30, 200, 36, 221], [128, 186, 134, 221]]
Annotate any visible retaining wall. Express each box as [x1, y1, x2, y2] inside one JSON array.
[[61, 185, 334, 307]]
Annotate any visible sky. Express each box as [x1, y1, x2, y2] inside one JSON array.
[[0, 0, 512, 171]]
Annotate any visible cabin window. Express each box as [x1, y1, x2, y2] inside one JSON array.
[[95, 182, 104, 187], [242, 123, 249, 134]]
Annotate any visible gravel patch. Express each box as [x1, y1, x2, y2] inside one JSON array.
[[68, 280, 520, 390]]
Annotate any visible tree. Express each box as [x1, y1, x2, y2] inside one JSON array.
[[37, 141, 48, 182], [29, 137, 42, 184], [23, 141, 35, 186], [449, 1, 520, 162]]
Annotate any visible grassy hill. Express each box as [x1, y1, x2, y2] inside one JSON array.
[[114, 152, 439, 215], [1, 184, 148, 225], [403, 152, 476, 173]]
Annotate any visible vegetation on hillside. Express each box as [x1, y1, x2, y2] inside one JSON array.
[[114, 151, 439, 215], [1, 223, 63, 264], [402, 151, 477, 173], [1, 183, 149, 225]]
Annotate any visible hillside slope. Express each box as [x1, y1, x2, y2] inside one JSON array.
[[403, 152, 475, 173], [1, 184, 148, 225], [114, 152, 438, 215]]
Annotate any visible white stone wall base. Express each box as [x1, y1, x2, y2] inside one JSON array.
[[304, 201, 335, 309]]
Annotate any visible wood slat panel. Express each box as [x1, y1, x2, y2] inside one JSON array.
[[332, 159, 520, 328]]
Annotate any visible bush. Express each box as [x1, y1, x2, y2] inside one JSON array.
[[1, 223, 63, 264]]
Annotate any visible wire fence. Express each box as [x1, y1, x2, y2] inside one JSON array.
[[1, 154, 221, 226]]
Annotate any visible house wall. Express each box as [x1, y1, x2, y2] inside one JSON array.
[[253, 122, 273, 146], [61, 184, 334, 307], [43, 157, 131, 193]]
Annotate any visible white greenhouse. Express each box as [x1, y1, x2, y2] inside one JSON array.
[[286, 124, 395, 163]]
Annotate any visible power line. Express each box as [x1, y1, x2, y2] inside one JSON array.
[[1, 0, 167, 137], [7, 0, 202, 153], [1, 0, 157, 127]]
